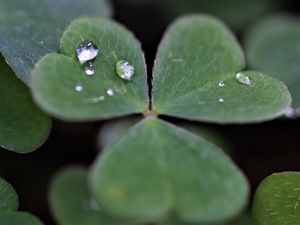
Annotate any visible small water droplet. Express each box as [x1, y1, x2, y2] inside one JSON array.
[[218, 81, 225, 87], [219, 98, 224, 103], [116, 60, 134, 80], [284, 107, 297, 119], [85, 62, 95, 76], [106, 88, 114, 96], [235, 72, 252, 86], [75, 85, 83, 92], [76, 41, 99, 64]]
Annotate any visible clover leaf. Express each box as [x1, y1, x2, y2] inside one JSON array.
[[0, 177, 43, 225], [91, 118, 249, 223], [31, 18, 148, 121]]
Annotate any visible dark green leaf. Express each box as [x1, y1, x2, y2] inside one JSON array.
[[152, 15, 291, 123], [91, 118, 249, 223], [49, 167, 139, 225], [0, 0, 112, 84], [0, 212, 43, 225], [252, 172, 300, 225], [0, 177, 18, 213], [31, 17, 148, 121], [245, 14, 300, 110], [0, 58, 51, 153], [160, 212, 253, 225]]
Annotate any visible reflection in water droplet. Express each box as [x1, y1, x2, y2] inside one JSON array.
[[219, 98, 224, 103], [85, 62, 95, 76], [235, 72, 252, 86], [218, 81, 225, 87], [75, 85, 83, 92], [284, 107, 297, 119], [106, 88, 114, 96], [76, 41, 99, 64], [116, 60, 134, 80]]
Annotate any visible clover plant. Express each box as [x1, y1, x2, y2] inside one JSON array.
[[0, 1, 297, 225]]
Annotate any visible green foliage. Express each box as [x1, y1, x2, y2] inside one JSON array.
[[91, 118, 249, 223], [0, 212, 43, 225], [31, 17, 148, 121], [0, 0, 112, 84], [152, 15, 291, 123], [245, 14, 300, 111], [252, 172, 300, 225], [161, 0, 278, 30], [0, 57, 51, 153], [0, 177, 18, 213], [0, 177, 43, 225], [49, 167, 138, 225], [160, 213, 253, 225]]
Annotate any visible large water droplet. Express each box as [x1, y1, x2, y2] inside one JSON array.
[[235, 72, 252, 86], [85, 62, 95, 76], [219, 98, 224, 103], [76, 41, 99, 64], [116, 60, 134, 80], [218, 81, 225, 87], [106, 88, 114, 96], [75, 85, 83, 92]]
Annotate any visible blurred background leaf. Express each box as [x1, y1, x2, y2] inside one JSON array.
[[245, 14, 300, 114], [0, 57, 51, 153], [0, 0, 112, 84], [49, 167, 139, 225], [0, 177, 18, 213]]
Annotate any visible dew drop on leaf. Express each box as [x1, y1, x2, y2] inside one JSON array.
[[75, 85, 83, 92], [218, 81, 225, 87], [116, 60, 134, 80], [85, 62, 95, 76], [235, 72, 252, 86], [76, 41, 99, 64], [106, 88, 114, 96]]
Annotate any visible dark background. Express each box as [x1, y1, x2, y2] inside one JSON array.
[[1, 0, 300, 224]]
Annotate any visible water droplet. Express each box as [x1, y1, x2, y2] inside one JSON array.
[[219, 98, 224, 103], [218, 81, 225, 87], [284, 107, 297, 119], [106, 88, 114, 96], [76, 41, 99, 64], [85, 62, 95, 76], [235, 72, 252, 86], [75, 85, 83, 92], [116, 60, 134, 80]]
